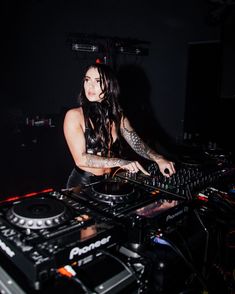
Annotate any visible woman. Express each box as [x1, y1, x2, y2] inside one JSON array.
[[64, 63, 175, 188]]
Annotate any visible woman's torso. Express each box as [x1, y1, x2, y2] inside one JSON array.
[[78, 107, 120, 176]]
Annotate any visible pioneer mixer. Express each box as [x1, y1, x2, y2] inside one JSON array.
[[116, 160, 235, 199]]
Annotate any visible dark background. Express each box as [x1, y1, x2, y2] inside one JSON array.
[[1, 0, 234, 197]]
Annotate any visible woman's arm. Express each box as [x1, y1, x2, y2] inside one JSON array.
[[120, 116, 175, 177]]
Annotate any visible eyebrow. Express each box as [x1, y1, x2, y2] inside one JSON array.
[[84, 75, 100, 81]]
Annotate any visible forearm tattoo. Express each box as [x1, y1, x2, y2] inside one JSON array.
[[84, 154, 130, 168], [121, 125, 162, 161]]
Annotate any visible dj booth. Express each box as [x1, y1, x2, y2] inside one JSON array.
[[0, 153, 235, 294]]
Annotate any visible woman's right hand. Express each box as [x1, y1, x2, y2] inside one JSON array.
[[121, 161, 150, 175]]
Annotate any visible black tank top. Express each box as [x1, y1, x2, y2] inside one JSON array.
[[84, 117, 120, 157]]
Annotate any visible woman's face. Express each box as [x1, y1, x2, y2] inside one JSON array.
[[84, 67, 104, 102]]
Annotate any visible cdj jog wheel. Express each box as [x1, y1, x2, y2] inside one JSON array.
[[91, 180, 136, 204], [6, 197, 71, 229]]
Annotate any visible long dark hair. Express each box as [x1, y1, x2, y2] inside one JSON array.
[[78, 63, 123, 155]]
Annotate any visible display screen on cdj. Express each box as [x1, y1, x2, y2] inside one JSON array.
[[135, 199, 180, 218]]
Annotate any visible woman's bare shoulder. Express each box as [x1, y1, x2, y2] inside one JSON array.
[[65, 107, 83, 121], [64, 107, 85, 131]]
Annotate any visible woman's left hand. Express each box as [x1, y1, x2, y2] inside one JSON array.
[[155, 157, 176, 177]]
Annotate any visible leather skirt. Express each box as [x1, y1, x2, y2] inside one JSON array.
[[66, 165, 108, 189]]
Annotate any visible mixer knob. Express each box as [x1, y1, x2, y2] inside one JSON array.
[[152, 178, 156, 186], [51, 191, 61, 198], [131, 173, 137, 180], [143, 179, 149, 185]]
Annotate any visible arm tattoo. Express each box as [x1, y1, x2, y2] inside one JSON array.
[[84, 153, 130, 168], [121, 125, 162, 161]]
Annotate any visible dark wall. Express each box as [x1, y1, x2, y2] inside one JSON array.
[[2, 0, 221, 141], [184, 41, 222, 141], [220, 10, 235, 99], [183, 7, 235, 153], [2, 0, 234, 195]]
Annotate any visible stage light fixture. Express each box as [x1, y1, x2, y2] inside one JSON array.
[[71, 43, 99, 52], [116, 46, 149, 56]]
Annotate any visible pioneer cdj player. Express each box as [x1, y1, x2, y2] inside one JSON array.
[[69, 177, 189, 249], [69, 177, 187, 219], [0, 189, 120, 291], [0, 176, 188, 293]]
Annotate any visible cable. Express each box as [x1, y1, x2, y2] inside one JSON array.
[[151, 235, 208, 291], [57, 265, 95, 293], [112, 167, 125, 178], [174, 229, 194, 263], [98, 249, 133, 275], [193, 209, 210, 277], [184, 188, 213, 278], [72, 276, 96, 294]]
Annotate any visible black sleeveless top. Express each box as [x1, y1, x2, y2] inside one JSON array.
[[84, 118, 120, 157], [81, 97, 122, 158]]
